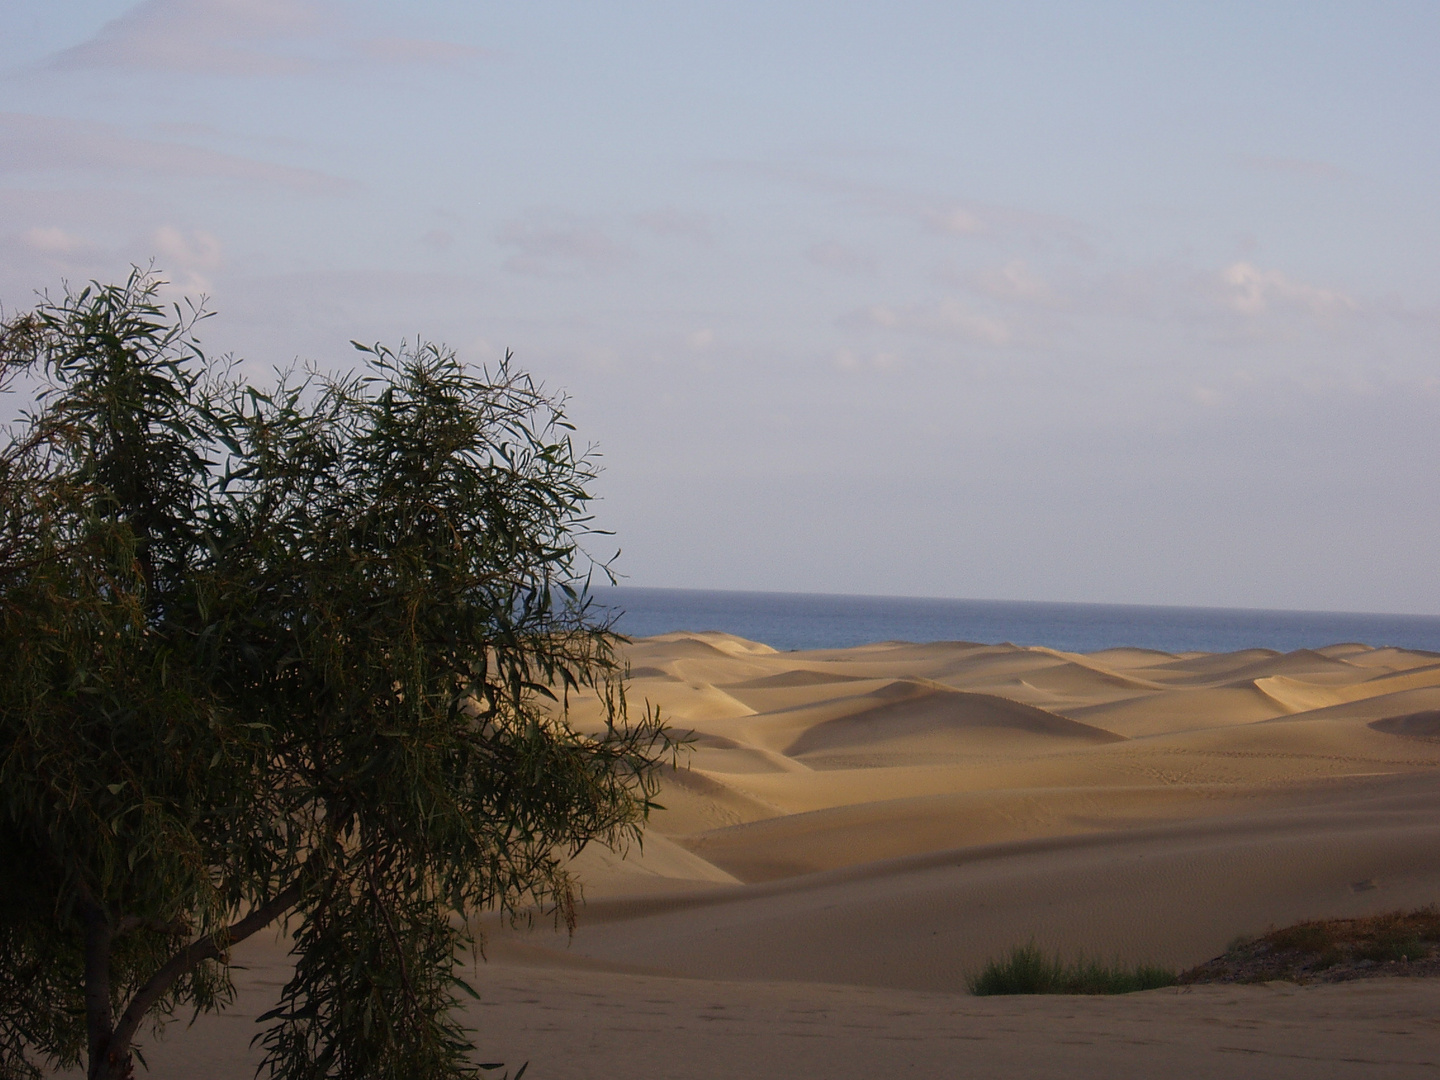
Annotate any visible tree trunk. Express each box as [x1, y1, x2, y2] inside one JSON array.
[[82, 904, 131, 1080], [91, 1044, 134, 1080]]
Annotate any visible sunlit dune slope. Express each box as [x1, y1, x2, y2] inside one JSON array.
[[536, 631, 1440, 982]]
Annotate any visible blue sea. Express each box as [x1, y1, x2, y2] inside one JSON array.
[[592, 587, 1440, 656]]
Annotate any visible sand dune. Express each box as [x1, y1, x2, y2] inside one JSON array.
[[782, 683, 1124, 761], [1373, 709, 1440, 738], [561, 773, 1440, 983], [588, 632, 1440, 898], [534, 633, 1440, 1069], [125, 928, 1440, 1079], [1062, 683, 1290, 736], [118, 632, 1440, 1076]]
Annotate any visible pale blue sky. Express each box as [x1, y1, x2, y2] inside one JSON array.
[[3, 2, 1439, 612]]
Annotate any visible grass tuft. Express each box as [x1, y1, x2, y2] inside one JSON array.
[[968, 943, 1178, 996]]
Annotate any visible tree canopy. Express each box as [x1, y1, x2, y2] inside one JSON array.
[[0, 270, 668, 1080]]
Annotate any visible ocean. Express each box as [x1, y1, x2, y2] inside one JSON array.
[[592, 586, 1440, 655]]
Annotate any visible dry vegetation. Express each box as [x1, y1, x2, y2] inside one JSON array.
[[1182, 907, 1440, 985]]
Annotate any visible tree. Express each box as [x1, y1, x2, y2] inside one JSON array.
[[0, 270, 668, 1080]]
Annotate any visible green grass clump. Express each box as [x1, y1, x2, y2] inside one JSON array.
[[968, 943, 1178, 996]]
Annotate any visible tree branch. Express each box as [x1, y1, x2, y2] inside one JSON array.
[[116, 915, 190, 937], [364, 854, 417, 1012], [107, 882, 302, 1057]]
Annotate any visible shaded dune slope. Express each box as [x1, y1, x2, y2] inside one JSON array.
[[557, 773, 1440, 991], [782, 682, 1124, 760]]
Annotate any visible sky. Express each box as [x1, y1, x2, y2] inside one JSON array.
[[2, 2, 1439, 614]]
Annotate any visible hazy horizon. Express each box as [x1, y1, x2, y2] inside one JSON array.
[[596, 582, 1440, 620], [4, 2, 1438, 613]]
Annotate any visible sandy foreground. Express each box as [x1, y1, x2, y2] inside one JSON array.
[[118, 634, 1440, 1077]]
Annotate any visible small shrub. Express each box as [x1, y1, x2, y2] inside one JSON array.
[[1356, 935, 1428, 964], [968, 944, 1177, 996], [1270, 923, 1334, 953], [1312, 947, 1344, 971], [1182, 906, 1440, 984]]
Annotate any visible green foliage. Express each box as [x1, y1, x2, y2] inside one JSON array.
[[0, 270, 669, 1080], [967, 943, 1178, 996]]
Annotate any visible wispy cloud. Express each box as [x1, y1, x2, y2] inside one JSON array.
[[1235, 154, 1350, 181], [50, 0, 332, 75], [833, 347, 903, 372], [152, 225, 222, 291], [703, 158, 1088, 250], [971, 259, 1059, 305], [48, 0, 488, 76], [0, 112, 354, 194], [921, 206, 983, 236], [20, 226, 90, 256], [1220, 261, 1357, 316], [631, 209, 712, 243], [357, 37, 489, 65], [2, 222, 221, 299], [496, 211, 630, 276], [806, 240, 876, 274], [843, 298, 1010, 345]]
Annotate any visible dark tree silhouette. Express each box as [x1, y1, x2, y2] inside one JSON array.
[[0, 270, 667, 1080]]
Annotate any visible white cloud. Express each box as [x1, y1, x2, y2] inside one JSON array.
[[153, 225, 220, 268], [850, 298, 1010, 345], [48, 0, 485, 76], [687, 328, 715, 350], [21, 227, 88, 255], [924, 206, 983, 235], [833, 347, 903, 372], [973, 259, 1057, 305], [152, 225, 222, 291], [1220, 261, 1357, 316]]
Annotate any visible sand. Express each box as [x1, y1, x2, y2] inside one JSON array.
[[111, 634, 1440, 1077]]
